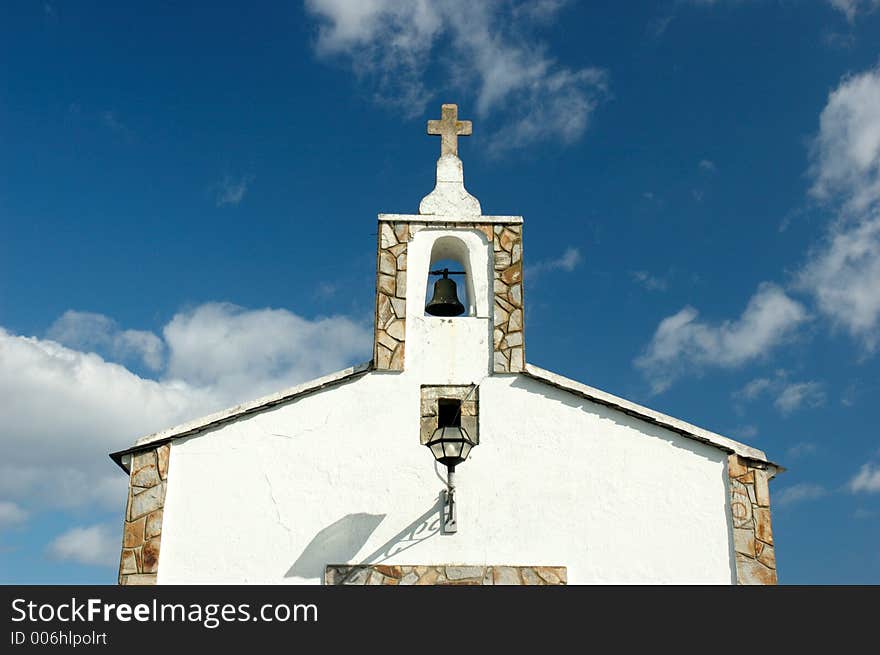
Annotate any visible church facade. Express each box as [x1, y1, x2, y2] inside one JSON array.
[[111, 105, 780, 585]]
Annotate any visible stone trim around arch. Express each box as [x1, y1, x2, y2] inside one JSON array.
[[373, 218, 525, 373]]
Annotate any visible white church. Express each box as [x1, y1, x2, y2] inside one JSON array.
[[111, 104, 780, 585]]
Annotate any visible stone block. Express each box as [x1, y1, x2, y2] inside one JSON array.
[[395, 271, 407, 298], [512, 243, 522, 263], [377, 330, 399, 352], [390, 342, 405, 370], [494, 350, 509, 372], [461, 416, 478, 443], [132, 464, 160, 489], [476, 224, 493, 242], [756, 541, 776, 569], [378, 274, 395, 296], [420, 417, 437, 443], [445, 566, 484, 580], [393, 223, 409, 243], [755, 470, 771, 507], [396, 251, 407, 271], [119, 549, 138, 575], [500, 229, 516, 252], [495, 294, 513, 313], [494, 278, 508, 296], [142, 537, 161, 573], [505, 331, 523, 347], [380, 251, 396, 276], [493, 567, 521, 585], [728, 455, 748, 478], [374, 565, 402, 578], [377, 293, 393, 327], [521, 568, 543, 585], [736, 553, 776, 585], [535, 567, 563, 584], [376, 344, 392, 369], [494, 251, 511, 270], [755, 507, 773, 544], [493, 328, 504, 348], [130, 482, 165, 520], [386, 319, 405, 341], [510, 347, 524, 371], [729, 478, 753, 528], [400, 572, 419, 585], [157, 445, 170, 480], [733, 527, 756, 557], [494, 303, 509, 325], [420, 397, 437, 416], [390, 297, 406, 319], [123, 574, 157, 586], [508, 309, 523, 331], [417, 568, 440, 585], [123, 517, 146, 548], [380, 223, 397, 248], [145, 509, 163, 539], [501, 263, 522, 285], [508, 283, 522, 307]]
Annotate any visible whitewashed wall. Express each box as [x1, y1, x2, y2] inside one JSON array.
[[159, 372, 735, 584]]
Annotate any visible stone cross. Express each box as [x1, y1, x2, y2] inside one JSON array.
[[427, 104, 472, 157]]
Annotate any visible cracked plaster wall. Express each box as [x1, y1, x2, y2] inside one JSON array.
[[157, 374, 736, 584]]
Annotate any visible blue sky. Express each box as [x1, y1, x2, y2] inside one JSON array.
[[1, 1, 879, 584]]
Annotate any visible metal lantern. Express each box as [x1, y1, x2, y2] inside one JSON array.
[[425, 426, 475, 469]]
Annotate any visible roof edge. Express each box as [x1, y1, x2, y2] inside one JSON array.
[[522, 363, 780, 468], [109, 360, 373, 472]]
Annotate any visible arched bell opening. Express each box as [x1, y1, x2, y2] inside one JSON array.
[[425, 237, 475, 317]]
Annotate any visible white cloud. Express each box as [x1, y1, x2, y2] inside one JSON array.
[[699, 159, 716, 173], [734, 373, 825, 415], [215, 174, 254, 207], [0, 303, 370, 515], [47, 524, 118, 567], [630, 270, 668, 292], [810, 65, 880, 212], [798, 213, 880, 351], [0, 501, 28, 527], [163, 302, 371, 401], [635, 283, 808, 393], [827, 0, 880, 22], [776, 483, 828, 507], [526, 247, 582, 277], [304, 0, 607, 149], [786, 441, 818, 459], [849, 462, 880, 493], [47, 310, 164, 371], [799, 65, 880, 351], [811, 67, 880, 211], [774, 381, 826, 414]]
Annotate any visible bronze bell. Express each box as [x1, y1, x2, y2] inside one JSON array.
[[426, 269, 465, 316]]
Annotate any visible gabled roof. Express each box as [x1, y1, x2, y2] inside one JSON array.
[[521, 364, 777, 469], [109, 361, 372, 471], [110, 360, 779, 473]]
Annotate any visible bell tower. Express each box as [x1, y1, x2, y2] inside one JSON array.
[[372, 104, 525, 380]]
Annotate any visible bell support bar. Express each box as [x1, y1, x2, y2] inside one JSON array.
[[428, 269, 466, 275]]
